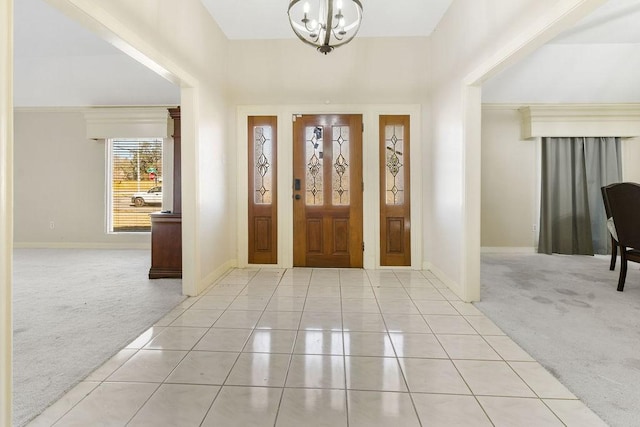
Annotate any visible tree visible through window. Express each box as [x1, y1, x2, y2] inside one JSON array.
[[108, 138, 163, 232]]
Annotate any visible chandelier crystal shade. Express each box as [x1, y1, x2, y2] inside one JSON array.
[[288, 0, 363, 54]]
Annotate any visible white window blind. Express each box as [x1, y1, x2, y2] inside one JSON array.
[[108, 138, 163, 233]]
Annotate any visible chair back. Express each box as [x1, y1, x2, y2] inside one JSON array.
[[604, 182, 640, 248], [601, 185, 613, 219]]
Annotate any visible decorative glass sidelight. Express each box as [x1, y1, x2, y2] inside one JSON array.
[[253, 126, 273, 204], [385, 124, 405, 205], [332, 126, 350, 205], [306, 126, 324, 205]]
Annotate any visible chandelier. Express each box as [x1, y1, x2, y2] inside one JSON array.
[[288, 0, 363, 54]]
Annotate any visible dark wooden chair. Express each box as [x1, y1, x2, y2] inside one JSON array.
[[603, 182, 640, 291], [601, 185, 618, 270]]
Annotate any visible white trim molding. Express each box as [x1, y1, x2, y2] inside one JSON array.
[[481, 247, 536, 254], [198, 259, 237, 296], [519, 104, 640, 139], [423, 261, 469, 302], [0, 0, 13, 423], [84, 106, 172, 139], [13, 242, 151, 250], [14, 105, 175, 114]]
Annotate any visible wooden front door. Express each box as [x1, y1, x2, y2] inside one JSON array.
[[293, 114, 363, 268]]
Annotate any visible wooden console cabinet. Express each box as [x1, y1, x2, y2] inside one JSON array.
[[149, 107, 182, 278], [149, 213, 182, 278]]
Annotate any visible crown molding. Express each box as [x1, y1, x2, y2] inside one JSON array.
[[518, 104, 640, 139], [14, 105, 176, 114], [84, 106, 177, 139], [15, 106, 89, 113], [481, 103, 524, 110]]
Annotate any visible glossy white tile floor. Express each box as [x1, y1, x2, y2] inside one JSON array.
[[29, 268, 607, 426]]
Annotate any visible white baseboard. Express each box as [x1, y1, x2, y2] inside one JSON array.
[[13, 242, 150, 250], [422, 261, 468, 301], [481, 246, 536, 254], [199, 259, 238, 294]]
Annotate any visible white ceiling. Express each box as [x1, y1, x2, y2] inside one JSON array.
[[482, 0, 640, 103], [14, 0, 117, 58], [13, 0, 181, 107], [200, 0, 453, 40], [550, 0, 640, 44], [11, 0, 640, 106]]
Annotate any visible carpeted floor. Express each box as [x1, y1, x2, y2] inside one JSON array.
[[477, 253, 640, 427], [12, 248, 185, 427]]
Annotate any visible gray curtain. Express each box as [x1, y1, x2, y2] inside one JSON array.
[[539, 137, 622, 255], [585, 137, 623, 254]]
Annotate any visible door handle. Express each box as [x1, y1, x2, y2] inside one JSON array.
[[295, 194, 301, 200]]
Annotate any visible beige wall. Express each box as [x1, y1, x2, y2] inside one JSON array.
[[427, 0, 553, 298], [0, 0, 614, 422], [427, 0, 604, 300], [226, 36, 430, 270], [481, 107, 537, 249], [14, 110, 152, 247], [622, 137, 640, 183], [227, 37, 429, 105], [13, 104, 633, 262], [480, 107, 640, 251], [16, 1, 602, 296], [51, 0, 235, 295]]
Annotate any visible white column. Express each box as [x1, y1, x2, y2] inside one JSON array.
[[180, 87, 199, 296], [0, 0, 13, 425], [462, 85, 482, 302]]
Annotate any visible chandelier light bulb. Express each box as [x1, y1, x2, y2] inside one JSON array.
[[303, 2, 310, 14]]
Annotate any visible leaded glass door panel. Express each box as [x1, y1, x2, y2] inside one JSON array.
[[248, 116, 277, 264], [379, 115, 411, 266], [293, 114, 363, 267]]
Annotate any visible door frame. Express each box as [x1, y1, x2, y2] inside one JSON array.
[[237, 104, 422, 270]]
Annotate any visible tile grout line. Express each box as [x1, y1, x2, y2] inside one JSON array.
[[340, 269, 350, 427], [272, 267, 312, 427], [42, 267, 587, 426], [122, 382, 164, 426], [425, 297, 500, 426], [196, 269, 260, 424], [390, 269, 425, 427], [166, 272, 253, 426]]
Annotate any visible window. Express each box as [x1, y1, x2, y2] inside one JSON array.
[[107, 138, 163, 233]]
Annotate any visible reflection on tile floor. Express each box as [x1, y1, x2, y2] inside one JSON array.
[[29, 268, 606, 426]]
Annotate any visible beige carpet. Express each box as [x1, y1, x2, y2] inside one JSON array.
[[12, 248, 185, 427], [477, 253, 640, 427]]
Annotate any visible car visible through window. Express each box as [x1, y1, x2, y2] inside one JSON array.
[[131, 187, 162, 207]]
